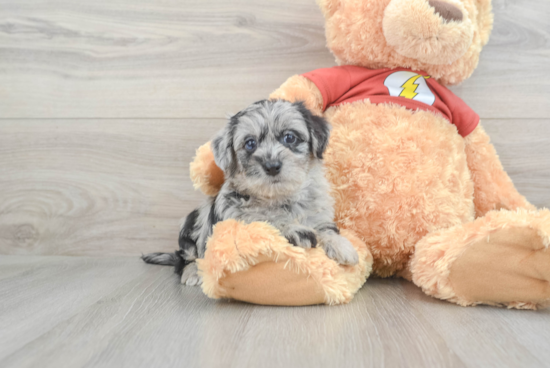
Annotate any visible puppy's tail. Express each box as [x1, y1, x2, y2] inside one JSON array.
[[141, 250, 188, 275]]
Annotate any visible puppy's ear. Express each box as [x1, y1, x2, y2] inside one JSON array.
[[294, 102, 330, 159], [211, 116, 238, 174]]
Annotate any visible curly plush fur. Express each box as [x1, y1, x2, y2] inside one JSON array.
[[144, 100, 361, 288], [199, 220, 373, 306], [321, 100, 475, 277], [319, 0, 493, 85], [412, 209, 550, 309], [190, 0, 550, 309]]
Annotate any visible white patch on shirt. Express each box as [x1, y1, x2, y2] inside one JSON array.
[[384, 71, 436, 106]]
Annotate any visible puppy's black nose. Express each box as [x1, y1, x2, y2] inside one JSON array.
[[263, 161, 282, 176]]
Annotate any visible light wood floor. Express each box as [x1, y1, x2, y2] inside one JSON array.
[[1, 0, 549, 367], [1, 256, 550, 368]]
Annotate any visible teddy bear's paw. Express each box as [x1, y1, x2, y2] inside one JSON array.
[[449, 226, 550, 308], [320, 232, 359, 266], [181, 262, 203, 286], [283, 224, 318, 249]]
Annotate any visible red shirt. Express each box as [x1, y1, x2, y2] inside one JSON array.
[[302, 66, 479, 137]]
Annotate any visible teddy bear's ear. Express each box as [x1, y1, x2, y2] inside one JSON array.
[[316, 0, 341, 18], [475, 0, 494, 46]]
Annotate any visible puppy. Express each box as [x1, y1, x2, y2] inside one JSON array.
[[143, 100, 359, 285]]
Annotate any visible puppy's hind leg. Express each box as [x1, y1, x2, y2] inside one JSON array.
[[142, 252, 201, 285], [181, 262, 203, 286], [143, 208, 201, 280], [178, 207, 206, 286]]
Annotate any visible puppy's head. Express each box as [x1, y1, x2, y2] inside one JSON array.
[[211, 100, 330, 199]]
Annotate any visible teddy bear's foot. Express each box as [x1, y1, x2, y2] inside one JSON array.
[[197, 220, 373, 306], [449, 226, 550, 308], [411, 209, 550, 309]]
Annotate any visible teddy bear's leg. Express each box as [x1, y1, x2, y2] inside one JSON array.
[[410, 209, 550, 309], [465, 124, 535, 217], [198, 220, 373, 306]]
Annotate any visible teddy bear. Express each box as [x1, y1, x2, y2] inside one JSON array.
[[190, 0, 550, 309]]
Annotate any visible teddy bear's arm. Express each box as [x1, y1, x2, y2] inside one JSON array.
[[189, 141, 225, 196], [464, 124, 535, 217], [269, 75, 324, 116]]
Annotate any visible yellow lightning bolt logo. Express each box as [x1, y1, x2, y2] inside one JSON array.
[[399, 75, 423, 99]]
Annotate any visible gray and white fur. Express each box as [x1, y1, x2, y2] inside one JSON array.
[[142, 100, 359, 285]]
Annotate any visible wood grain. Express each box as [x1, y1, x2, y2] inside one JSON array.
[[0, 119, 223, 255], [0, 0, 548, 119], [0, 0, 332, 119], [0, 118, 548, 256], [0, 0, 549, 256], [403, 280, 550, 367], [0, 256, 152, 361], [482, 119, 550, 209], [1, 256, 549, 368], [0, 1, 549, 366], [452, 0, 550, 118]]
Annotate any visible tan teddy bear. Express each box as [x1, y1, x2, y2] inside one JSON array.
[[192, 0, 550, 309]]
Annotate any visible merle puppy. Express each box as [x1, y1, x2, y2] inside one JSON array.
[[143, 100, 359, 285]]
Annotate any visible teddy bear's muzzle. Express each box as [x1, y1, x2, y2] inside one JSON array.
[[383, 0, 474, 65]]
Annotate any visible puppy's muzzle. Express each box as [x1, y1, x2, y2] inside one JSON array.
[[263, 160, 282, 176]]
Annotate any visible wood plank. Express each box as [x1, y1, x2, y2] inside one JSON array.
[[451, 0, 550, 118], [0, 119, 222, 256], [402, 279, 550, 368], [0, 257, 461, 368], [483, 119, 550, 209], [0, 0, 332, 119], [0, 256, 253, 368], [0, 118, 548, 256], [2, 257, 550, 368], [0, 254, 59, 281], [0, 256, 151, 361], [0, 0, 548, 119], [225, 279, 464, 368]]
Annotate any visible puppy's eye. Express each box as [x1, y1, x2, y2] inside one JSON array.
[[283, 133, 296, 145], [245, 139, 257, 152]]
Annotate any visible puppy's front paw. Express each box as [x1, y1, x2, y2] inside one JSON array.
[[180, 262, 203, 286], [320, 233, 359, 266], [283, 225, 317, 249]]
